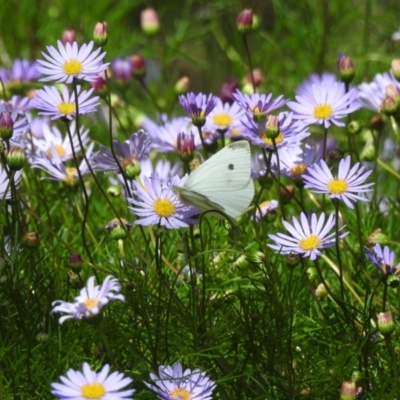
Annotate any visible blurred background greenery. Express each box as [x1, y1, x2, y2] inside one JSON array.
[[1, 0, 400, 98]]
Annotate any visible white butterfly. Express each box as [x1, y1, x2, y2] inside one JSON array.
[[173, 140, 254, 222]]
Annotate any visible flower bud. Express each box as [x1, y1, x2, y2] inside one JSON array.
[[93, 22, 108, 46], [175, 76, 190, 95], [0, 112, 14, 140], [380, 95, 398, 116], [369, 115, 384, 131], [61, 30, 76, 45], [68, 270, 81, 289], [107, 185, 121, 197], [347, 120, 362, 135], [124, 162, 141, 179], [264, 115, 280, 139], [111, 57, 132, 82], [245, 68, 264, 87], [234, 254, 249, 269], [23, 231, 40, 248], [237, 9, 253, 34], [141, 8, 160, 35], [6, 146, 25, 170], [391, 59, 400, 81], [280, 185, 295, 204], [177, 132, 195, 162], [337, 53, 355, 83], [286, 252, 300, 268], [315, 283, 328, 298], [360, 140, 376, 162], [340, 381, 356, 400], [377, 311, 395, 335], [367, 229, 389, 245], [386, 274, 400, 288], [131, 54, 146, 79], [68, 253, 82, 272], [91, 75, 107, 94], [36, 333, 49, 342], [246, 251, 265, 265], [306, 267, 318, 281], [220, 78, 239, 104], [106, 218, 132, 240]]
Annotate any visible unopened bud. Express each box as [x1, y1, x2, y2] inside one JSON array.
[[386, 274, 400, 288], [280, 185, 295, 204], [0, 112, 14, 140], [23, 231, 40, 248], [141, 8, 160, 35], [369, 115, 384, 131], [237, 9, 253, 34], [337, 53, 355, 83], [377, 311, 395, 335], [177, 132, 195, 162], [367, 229, 389, 245], [124, 162, 141, 179], [175, 76, 190, 95], [107, 185, 121, 197], [93, 22, 108, 46], [91, 75, 107, 94], [111, 57, 132, 82], [61, 30, 76, 45], [68, 253, 82, 272], [360, 140, 376, 162], [340, 381, 356, 400], [391, 59, 400, 81], [131, 54, 146, 79], [264, 115, 280, 139], [380, 95, 398, 116], [246, 68, 264, 87], [220, 78, 239, 104], [286, 253, 300, 268], [315, 283, 328, 298], [347, 120, 362, 135], [6, 146, 25, 170], [106, 218, 132, 240]]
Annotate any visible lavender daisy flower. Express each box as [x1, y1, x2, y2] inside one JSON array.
[[0, 164, 22, 200], [51, 275, 124, 324], [268, 212, 348, 260], [141, 116, 203, 152], [51, 362, 134, 399], [139, 159, 183, 185], [37, 40, 109, 84], [358, 72, 400, 112], [178, 92, 218, 127], [288, 76, 360, 128], [303, 155, 374, 209], [0, 96, 32, 115], [0, 59, 40, 87], [128, 174, 197, 229], [241, 111, 310, 150], [295, 73, 337, 97], [26, 120, 89, 162], [30, 142, 94, 185], [272, 141, 323, 180], [34, 85, 100, 120], [93, 130, 152, 178], [252, 199, 279, 222], [110, 57, 132, 81], [145, 362, 216, 400], [204, 99, 245, 136], [232, 90, 288, 122], [365, 244, 400, 275]]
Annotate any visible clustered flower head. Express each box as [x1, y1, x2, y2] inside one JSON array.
[[51, 276, 124, 324]]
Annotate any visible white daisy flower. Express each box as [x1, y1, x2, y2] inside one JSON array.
[[37, 40, 109, 83], [33, 85, 100, 120], [51, 362, 134, 399], [303, 155, 374, 209], [268, 212, 348, 260]]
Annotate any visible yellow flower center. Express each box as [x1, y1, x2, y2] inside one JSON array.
[[252, 105, 266, 118], [46, 144, 66, 158], [313, 104, 333, 120], [84, 298, 98, 309], [299, 234, 320, 251], [57, 102, 76, 115], [231, 127, 241, 137], [327, 178, 348, 194], [290, 164, 307, 177], [154, 198, 176, 217], [262, 131, 284, 145], [65, 167, 78, 185], [171, 388, 191, 400], [63, 59, 83, 75], [81, 382, 106, 398], [213, 113, 233, 127]]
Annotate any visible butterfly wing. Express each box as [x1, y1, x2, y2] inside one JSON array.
[[175, 141, 254, 219]]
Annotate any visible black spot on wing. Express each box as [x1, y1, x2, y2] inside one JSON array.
[[228, 163, 234, 170]]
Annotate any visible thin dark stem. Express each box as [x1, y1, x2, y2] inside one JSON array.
[[334, 201, 345, 301], [242, 35, 255, 93]]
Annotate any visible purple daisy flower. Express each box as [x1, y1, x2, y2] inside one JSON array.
[[128, 174, 197, 229], [178, 92, 218, 127], [144, 362, 216, 400], [110, 57, 132, 82], [232, 90, 288, 122], [0, 59, 40, 86], [241, 111, 310, 150], [303, 155, 374, 209], [365, 244, 400, 275], [288, 76, 360, 128]]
